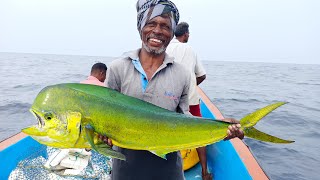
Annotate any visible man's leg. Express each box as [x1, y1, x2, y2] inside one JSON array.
[[189, 105, 212, 180]]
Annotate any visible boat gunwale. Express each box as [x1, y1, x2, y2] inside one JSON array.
[[0, 132, 27, 151], [197, 87, 269, 180]]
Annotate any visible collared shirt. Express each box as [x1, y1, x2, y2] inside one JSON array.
[[106, 49, 190, 113], [106, 49, 190, 180], [131, 58, 148, 92], [80, 76, 105, 87], [166, 38, 206, 105]]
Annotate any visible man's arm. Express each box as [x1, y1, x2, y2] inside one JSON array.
[[193, 51, 206, 85]]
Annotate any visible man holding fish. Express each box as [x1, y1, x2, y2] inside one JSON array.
[[22, 1, 293, 180], [102, 0, 244, 179]]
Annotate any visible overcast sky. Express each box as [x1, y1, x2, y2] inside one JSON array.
[[0, 0, 319, 64]]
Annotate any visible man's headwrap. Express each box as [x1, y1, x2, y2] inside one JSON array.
[[136, 0, 180, 34]]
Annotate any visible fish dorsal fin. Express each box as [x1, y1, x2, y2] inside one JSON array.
[[63, 83, 173, 114]]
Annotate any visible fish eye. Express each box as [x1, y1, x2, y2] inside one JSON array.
[[44, 113, 53, 120]]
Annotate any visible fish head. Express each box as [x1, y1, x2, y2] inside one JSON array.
[[22, 85, 84, 148], [22, 108, 82, 148]]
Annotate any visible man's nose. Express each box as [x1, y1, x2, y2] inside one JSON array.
[[152, 24, 162, 34]]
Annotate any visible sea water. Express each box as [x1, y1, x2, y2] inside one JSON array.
[[0, 52, 319, 180]]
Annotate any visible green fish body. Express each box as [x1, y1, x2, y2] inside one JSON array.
[[22, 83, 293, 160]]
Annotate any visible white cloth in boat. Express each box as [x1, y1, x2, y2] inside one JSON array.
[[44, 148, 91, 176]]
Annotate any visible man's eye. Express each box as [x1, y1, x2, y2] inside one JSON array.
[[146, 22, 156, 27], [163, 25, 170, 30]]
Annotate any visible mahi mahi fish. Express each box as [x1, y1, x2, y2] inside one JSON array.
[[22, 83, 294, 160]]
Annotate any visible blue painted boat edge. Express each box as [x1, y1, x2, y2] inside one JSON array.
[[195, 87, 268, 179], [183, 98, 252, 180], [0, 136, 47, 180], [202, 99, 252, 180]]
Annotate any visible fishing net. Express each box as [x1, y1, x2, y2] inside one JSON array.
[[9, 147, 112, 180]]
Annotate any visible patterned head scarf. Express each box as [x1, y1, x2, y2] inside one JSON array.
[[136, 0, 180, 34]]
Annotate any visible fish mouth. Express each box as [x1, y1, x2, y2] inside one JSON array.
[[31, 109, 45, 127], [22, 109, 47, 136], [22, 124, 47, 136]]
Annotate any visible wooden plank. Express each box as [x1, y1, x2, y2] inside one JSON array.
[[0, 132, 27, 151]]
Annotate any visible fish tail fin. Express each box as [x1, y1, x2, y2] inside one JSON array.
[[244, 127, 294, 143], [240, 102, 294, 144]]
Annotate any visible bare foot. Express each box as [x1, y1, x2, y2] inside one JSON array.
[[202, 173, 213, 180]]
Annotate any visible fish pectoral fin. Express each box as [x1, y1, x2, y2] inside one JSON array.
[[85, 125, 97, 150], [85, 125, 126, 161], [150, 150, 171, 160], [244, 127, 294, 144], [95, 144, 126, 161]]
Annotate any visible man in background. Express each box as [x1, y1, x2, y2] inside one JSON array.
[[166, 22, 210, 180], [81, 62, 107, 153], [81, 62, 107, 86]]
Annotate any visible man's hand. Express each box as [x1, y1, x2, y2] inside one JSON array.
[[222, 118, 244, 140], [98, 134, 113, 147]]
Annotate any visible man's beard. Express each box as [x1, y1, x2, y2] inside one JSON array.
[[142, 42, 166, 55]]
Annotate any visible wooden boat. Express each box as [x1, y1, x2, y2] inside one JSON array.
[[0, 87, 268, 179]]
